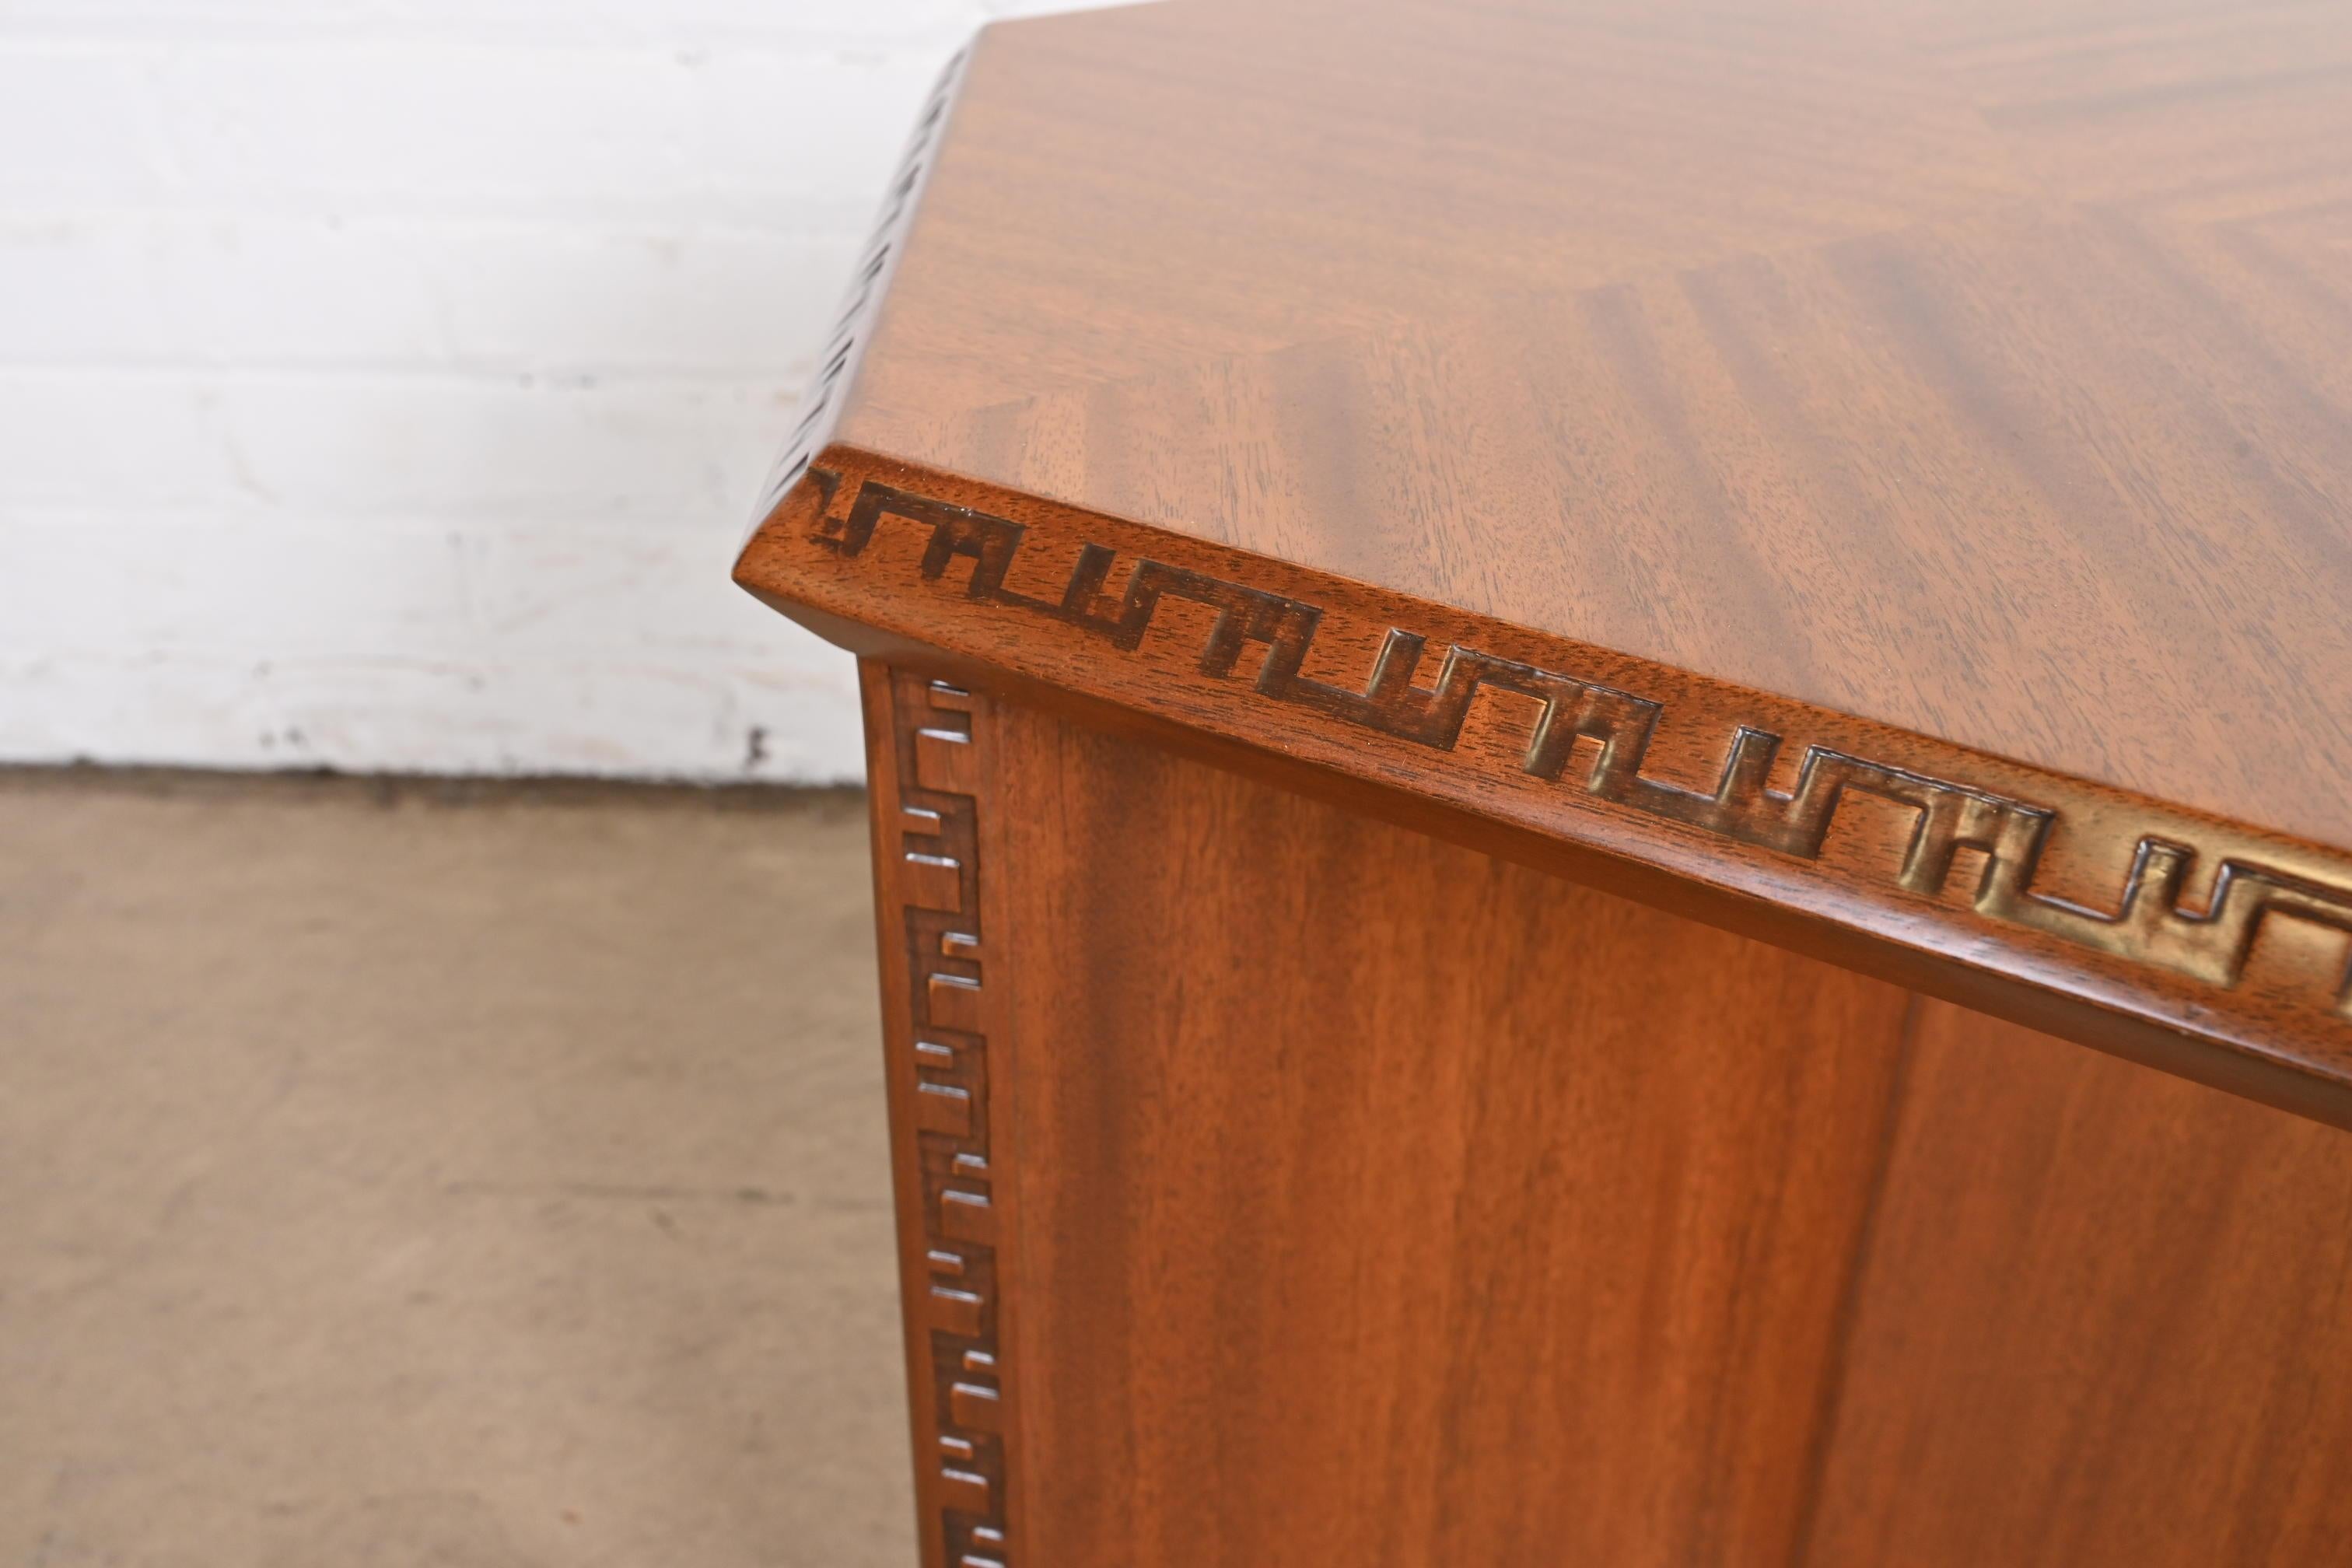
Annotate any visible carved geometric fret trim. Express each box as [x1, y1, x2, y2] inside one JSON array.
[[888, 676, 1015, 1568], [750, 47, 970, 528], [832, 475, 2352, 1024]]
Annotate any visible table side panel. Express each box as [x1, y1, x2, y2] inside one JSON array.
[[978, 681, 1915, 1566], [1805, 1001, 2352, 1566], [857, 667, 2352, 1566]]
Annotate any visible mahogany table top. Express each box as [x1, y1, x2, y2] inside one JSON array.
[[736, 0, 2352, 1122]]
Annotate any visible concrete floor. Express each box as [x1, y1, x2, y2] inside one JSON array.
[[0, 769, 913, 1566]]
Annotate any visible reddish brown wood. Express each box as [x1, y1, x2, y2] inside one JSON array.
[[810, 0, 2352, 855], [860, 665, 1026, 1568], [856, 667, 2352, 1566], [1806, 1001, 2352, 1565], [874, 661, 1919, 1564], [751, 462, 2352, 1127], [740, 0, 2352, 1121], [757, 5, 2352, 1560]]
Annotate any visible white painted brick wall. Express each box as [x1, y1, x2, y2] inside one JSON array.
[[0, 0, 1115, 782]]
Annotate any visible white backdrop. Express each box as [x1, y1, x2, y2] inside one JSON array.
[[0, 0, 1112, 782]]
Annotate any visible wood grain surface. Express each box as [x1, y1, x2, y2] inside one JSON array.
[[860, 666, 1024, 1568], [1807, 999, 2352, 1566], [772, 13, 2352, 1549], [857, 667, 2352, 1566], [741, 0, 2352, 1120], [818, 0, 2352, 852], [748, 462, 2352, 1127], [973, 671, 1916, 1567]]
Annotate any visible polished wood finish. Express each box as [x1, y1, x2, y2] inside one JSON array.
[[811, 0, 2352, 849], [856, 665, 2352, 1566], [747, 458, 2352, 1126], [740, 0, 2352, 1122], [860, 666, 1020, 1568], [1810, 1003, 2352, 1565], [736, 5, 2352, 1561], [984, 679, 1910, 1567]]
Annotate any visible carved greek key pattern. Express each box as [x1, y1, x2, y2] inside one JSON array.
[[751, 47, 968, 526], [832, 476, 2352, 1023], [887, 675, 1015, 1568]]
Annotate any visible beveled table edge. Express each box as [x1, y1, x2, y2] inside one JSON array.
[[736, 446, 2352, 1130]]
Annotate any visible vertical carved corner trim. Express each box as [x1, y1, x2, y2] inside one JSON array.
[[884, 674, 1017, 1568]]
